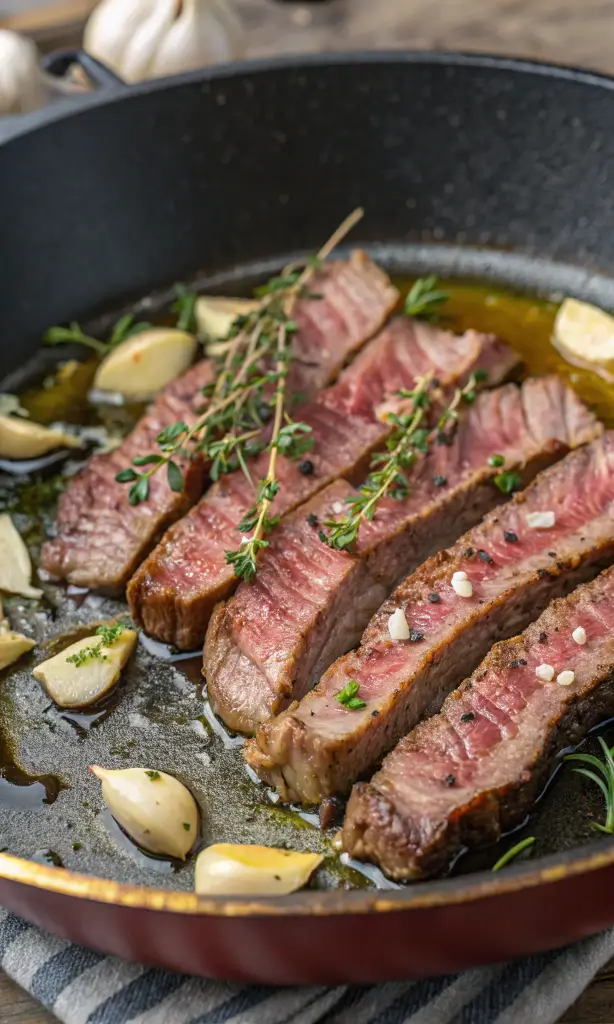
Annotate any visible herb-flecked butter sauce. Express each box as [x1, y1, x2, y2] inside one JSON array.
[[0, 277, 612, 890]]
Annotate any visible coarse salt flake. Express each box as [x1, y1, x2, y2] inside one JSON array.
[[452, 571, 468, 581], [535, 664, 555, 682], [557, 670, 575, 687], [572, 626, 587, 645], [388, 607, 410, 641], [526, 511, 556, 529], [452, 577, 473, 598], [332, 502, 345, 515]]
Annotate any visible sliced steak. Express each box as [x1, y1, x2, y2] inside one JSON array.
[[246, 429, 614, 805], [343, 565, 614, 880], [129, 321, 519, 650], [286, 250, 400, 388], [207, 378, 599, 734], [41, 359, 215, 593], [42, 254, 398, 594]]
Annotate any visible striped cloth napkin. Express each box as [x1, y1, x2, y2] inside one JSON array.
[[2, 907, 614, 1024]]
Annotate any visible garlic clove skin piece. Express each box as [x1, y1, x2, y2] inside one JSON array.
[[93, 328, 197, 399], [195, 296, 258, 343], [0, 415, 80, 461], [0, 619, 35, 671], [0, 515, 42, 599], [90, 766, 199, 859], [194, 843, 323, 897], [33, 629, 137, 708], [554, 298, 614, 366]]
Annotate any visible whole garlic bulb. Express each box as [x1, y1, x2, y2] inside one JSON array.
[[0, 31, 46, 115], [84, 0, 245, 84]]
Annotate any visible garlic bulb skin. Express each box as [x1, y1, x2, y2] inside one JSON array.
[[33, 628, 137, 708], [0, 515, 42, 599], [90, 766, 199, 859], [0, 31, 46, 115], [93, 328, 197, 398], [195, 844, 323, 897], [84, 0, 245, 85], [0, 415, 80, 461]]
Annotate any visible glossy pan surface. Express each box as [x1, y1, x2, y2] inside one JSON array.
[[3, 51, 614, 981]]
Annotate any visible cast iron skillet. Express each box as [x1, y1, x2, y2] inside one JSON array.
[[3, 51, 614, 984]]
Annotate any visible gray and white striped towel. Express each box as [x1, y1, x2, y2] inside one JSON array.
[[2, 907, 613, 1024]]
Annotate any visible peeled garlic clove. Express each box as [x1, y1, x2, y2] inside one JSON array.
[[0, 516, 42, 599], [0, 415, 80, 461], [0, 619, 35, 671], [554, 298, 614, 365], [195, 296, 258, 343], [90, 766, 198, 859], [33, 628, 137, 708], [93, 328, 197, 398], [194, 843, 323, 897]]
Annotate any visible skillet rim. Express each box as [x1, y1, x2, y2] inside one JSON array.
[[3, 47, 614, 917]]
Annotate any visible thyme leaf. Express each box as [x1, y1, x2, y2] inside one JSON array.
[[44, 315, 152, 356], [66, 621, 128, 667], [404, 276, 449, 322]]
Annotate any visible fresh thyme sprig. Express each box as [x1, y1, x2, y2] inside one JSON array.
[[66, 622, 128, 668], [404, 276, 449, 322], [118, 210, 365, 580], [323, 370, 485, 552], [43, 288, 200, 357], [565, 736, 614, 834]]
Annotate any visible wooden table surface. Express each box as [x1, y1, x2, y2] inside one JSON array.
[[3, 0, 614, 1021]]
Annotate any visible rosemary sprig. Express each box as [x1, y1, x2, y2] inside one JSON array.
[[491, 836, 536, 872], [404, 276, 449, 322], [565, 736, 614, 834], [323, 370, 485, 552]]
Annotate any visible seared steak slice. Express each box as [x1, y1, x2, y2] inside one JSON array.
[[129, 321, 519, 650], [343, 565, 614, 880], [246, 430, 614, 805], [207, 378, 599, 734], [286, 250, 399, 388], [42, 254, 398, 594], [41, 359, 215, 593]]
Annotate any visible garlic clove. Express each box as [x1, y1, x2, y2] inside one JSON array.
[[0, 415, 80, 461], [195, 296, 258, 343], [0, 516, 42, 599], [90, 765, 199, 859], [33, 628, 137, 708], [0, 619, 35, 671], [93, 328, 197, 399], [194, 843, 323, 897], [554, 298, 614, 366]]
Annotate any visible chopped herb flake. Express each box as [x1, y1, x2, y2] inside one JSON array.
[[335, 680, 367, 710]]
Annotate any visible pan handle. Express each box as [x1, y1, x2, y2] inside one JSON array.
[[43, 49, 125, 91]]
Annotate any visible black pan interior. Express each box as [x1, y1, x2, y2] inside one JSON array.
[[3, 54, 614, 890]]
